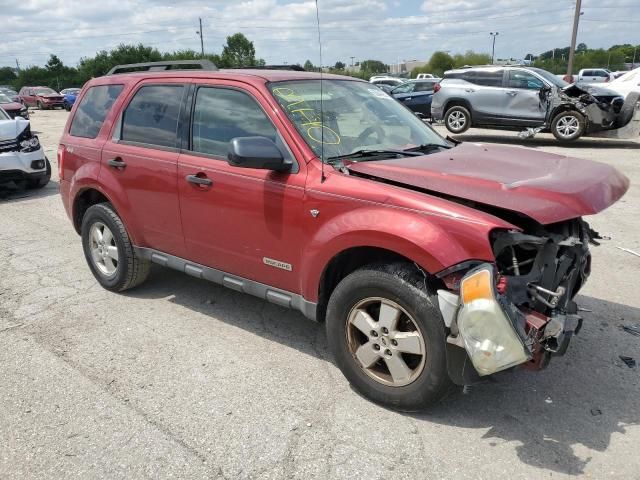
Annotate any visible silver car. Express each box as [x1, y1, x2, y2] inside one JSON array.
[[431, 65, 636, 142]]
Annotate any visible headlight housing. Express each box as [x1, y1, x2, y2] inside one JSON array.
[[457, 265, 530, 375], [20, 136, 40, 153]]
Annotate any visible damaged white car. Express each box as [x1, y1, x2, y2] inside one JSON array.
[[0, 107, 50, 189]]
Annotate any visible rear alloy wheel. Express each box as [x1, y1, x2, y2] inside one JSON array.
[[444, 105, 471, 134], [81, 203, 150, 292], [551, 110, 585, 142], [326, 264, 453, 411]]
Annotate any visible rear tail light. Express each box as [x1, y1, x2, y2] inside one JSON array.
[[58, 144, 66, 181], [433, 83, 441, 93]]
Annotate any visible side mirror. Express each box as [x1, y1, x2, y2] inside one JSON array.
[[227, 136, 292, 172]]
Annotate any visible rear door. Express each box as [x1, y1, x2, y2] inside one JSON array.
[[402, 81, 435, 115], [503, 69, 546, 125], [177, 80, 306, 293], [462, 69, 505, 123], [100, 80, 187, 257]]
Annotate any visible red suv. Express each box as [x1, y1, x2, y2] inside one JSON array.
[[19, 86, 64, 109], [59, 61, 628, 410]]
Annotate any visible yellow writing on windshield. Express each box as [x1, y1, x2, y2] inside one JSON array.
[[273, 87, 341, 145]]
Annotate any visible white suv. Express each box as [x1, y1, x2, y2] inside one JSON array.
[[0, 107, 50, 189]]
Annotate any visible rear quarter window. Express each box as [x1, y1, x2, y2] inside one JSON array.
[[69, 85, 124, 139]]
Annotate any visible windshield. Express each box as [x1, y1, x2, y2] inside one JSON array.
[[0, 93, 12, 103], [269, 80, 448, 161], [528, 67, 568, 88], [35, 87, 57, 95]]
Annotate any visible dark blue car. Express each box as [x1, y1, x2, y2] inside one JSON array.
[[390, 79, 440, 117], [60, 88, 81, 111]]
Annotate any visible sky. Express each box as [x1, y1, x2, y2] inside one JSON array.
[[0, 0, 638, 69]]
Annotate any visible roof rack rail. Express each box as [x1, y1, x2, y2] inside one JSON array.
[[107, 60, 217, 75], [233, 64, 306, 71]]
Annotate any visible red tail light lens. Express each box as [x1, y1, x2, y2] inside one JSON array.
[[434, 83, 441, 93], [57, 144, 66, 181]]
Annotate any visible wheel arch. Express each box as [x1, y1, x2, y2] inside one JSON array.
[[443, 98, 473, 117]]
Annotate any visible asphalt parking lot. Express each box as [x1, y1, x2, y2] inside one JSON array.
[[1, 109, 639, 479]]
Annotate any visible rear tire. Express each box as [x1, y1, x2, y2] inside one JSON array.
[[81, 203, 150, 292], [326, 263, 453, 411], [444, 105, 471, 134], [26, 159, 51, 189], [551, 110, 585, 142]]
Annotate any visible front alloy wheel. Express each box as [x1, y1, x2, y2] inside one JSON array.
[[347, 297, 426, 387]]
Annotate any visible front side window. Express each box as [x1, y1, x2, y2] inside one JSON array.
[[191, 87, 277, 158], [506, 71, 544, 90], [69, 84, 123, 139], [269, 80, 448, 161], [121, 85, 184, 148], [392, 82, 415, 94]]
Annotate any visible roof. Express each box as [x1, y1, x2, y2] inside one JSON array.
[[95, 69, 362, 83]]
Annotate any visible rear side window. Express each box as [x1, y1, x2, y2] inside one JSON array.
[[465, 70, 503, 87], [191, 87, 276, 157], [70, 85, 124, 139], [121, 85, 184, 148], [414, 81, 435, 92], [582, 70, 593, 76]]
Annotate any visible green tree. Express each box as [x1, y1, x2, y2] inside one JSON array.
[[426, 51, 454, 77], [334, 61, 345, 70], [452, 50, 491, 68], [359, 59, 387, 74], [0, 66, 17, 87], [220, 33, 257, 67], [303, 59, 316, 71]]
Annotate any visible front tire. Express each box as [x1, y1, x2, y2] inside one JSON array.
[[551, 110, 585, 142], [444, 105, 471, 134], [326, 264, 453, 411], [36, 101, 43, 110], [81, 203, 150, 292]]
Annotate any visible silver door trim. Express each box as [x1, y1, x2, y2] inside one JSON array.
[[134, 247, 318, 321]]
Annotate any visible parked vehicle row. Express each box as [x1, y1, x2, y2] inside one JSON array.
[[58, 61, 628, 411]]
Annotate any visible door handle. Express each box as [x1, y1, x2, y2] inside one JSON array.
[[506, 91, 517, 96], [186, 174, 212, 187], [404, 97, 412, 101], [108, 157, 126, 169], [464, 88, 475, 93]]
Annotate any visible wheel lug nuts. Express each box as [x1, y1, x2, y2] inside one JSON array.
[[391, 339, 398, 346], [385, 349, 392, 356], [382, 327, 389, 334], [371, 330, 378, 337], [373, 344, 380, 350]]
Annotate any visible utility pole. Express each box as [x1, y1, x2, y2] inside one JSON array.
[[197, 18, 205, 58], [633, 46, 637, 69], [566, 0, 582, 81], [350, 56, 355, 67], [489, 32, 499, 64], [15, 58, 20, 73]]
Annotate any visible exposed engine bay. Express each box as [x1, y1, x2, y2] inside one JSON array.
[[519, 83, 640, 139], [438, 218, 597, 384]]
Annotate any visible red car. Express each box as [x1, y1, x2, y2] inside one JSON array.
[[0, 92, 29, 119], [18, 86, 64, 109], [58, 62, 628, 410]]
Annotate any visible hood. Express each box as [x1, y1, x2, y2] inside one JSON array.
[[39, 93, 63, 99], [346, 142, 629, 225], [0, 101, 23, 111], [0, 117, 29, 141]]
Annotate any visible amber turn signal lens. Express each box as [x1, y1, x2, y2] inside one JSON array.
[[461, 269, 493, 304]]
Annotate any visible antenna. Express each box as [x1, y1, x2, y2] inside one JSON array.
[[315, 0, 326, 183]]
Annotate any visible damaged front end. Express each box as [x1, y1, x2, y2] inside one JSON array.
[[438, 218, 594, 383]]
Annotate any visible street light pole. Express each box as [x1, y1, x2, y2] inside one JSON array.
[[566, 0, 582, 81], [197, 18, 205, 58], [489, 32, 499, 64]]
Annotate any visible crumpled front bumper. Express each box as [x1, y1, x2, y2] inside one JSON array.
[[0, 147, 47, 183]]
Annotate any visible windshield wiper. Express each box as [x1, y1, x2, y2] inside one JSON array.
[[327, 148, 422, 163], [402, 143, 451, 153]]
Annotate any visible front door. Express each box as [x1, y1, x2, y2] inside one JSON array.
[[101, 81, 187, 257], [503, 70, 547, 125], [463, 69, 506, 123], [177, 83, 305, 293]]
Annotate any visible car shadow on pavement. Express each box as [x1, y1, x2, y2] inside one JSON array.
[[0, 180, 59, 202], [125, 269, 639, 476], [452, 134, 640, 150]]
